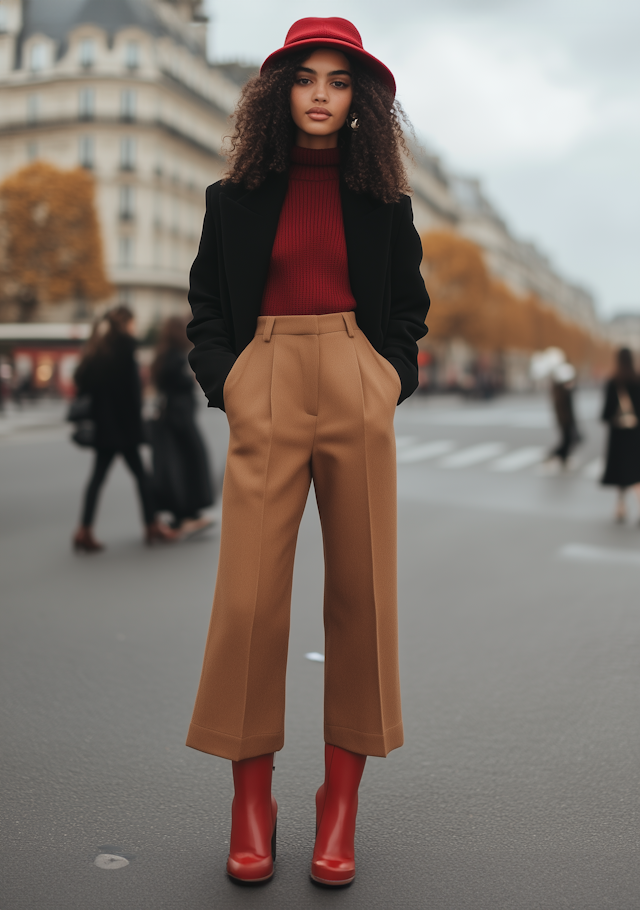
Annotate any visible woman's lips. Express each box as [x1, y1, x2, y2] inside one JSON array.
[[306, 109, 331, 121]]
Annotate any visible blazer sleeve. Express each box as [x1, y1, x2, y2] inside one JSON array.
[[601, 380, 618, 423], [382, 195, 430, 403], [187, 184, 237, 410]]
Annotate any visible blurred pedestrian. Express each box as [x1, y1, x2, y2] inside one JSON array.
[[601, 347, 640, 522], [72, 305, 175, 552], [547, 363, 581, 467], [185, 17, 430, 887], [149, 316, 215, 537]]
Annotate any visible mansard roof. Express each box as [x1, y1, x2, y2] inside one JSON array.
[[21, 0, 204, 58]]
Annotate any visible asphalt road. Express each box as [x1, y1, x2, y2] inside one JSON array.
[[2, 391, 640, 909]]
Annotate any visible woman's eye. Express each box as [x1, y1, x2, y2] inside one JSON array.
[[297, 78, 311, 85], [332, 81, 349, 89]]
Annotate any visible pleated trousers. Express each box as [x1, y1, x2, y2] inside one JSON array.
[[186, 312, 404, 761]]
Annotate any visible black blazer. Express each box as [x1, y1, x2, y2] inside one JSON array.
[[75, 334, 144, 450], [187, 171, 430, 410]]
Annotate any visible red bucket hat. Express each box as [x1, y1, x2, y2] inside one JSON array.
[[261, 17, 396, 98]]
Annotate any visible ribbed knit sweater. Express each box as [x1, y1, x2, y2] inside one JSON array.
[[260, 146, 357, 316]]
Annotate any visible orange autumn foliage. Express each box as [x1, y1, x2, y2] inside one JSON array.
[[420, 231, 491, 347], [421, 230, 611, 370], [0, 161, 113, 321]]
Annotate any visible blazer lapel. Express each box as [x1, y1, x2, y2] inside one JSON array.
[[219, 172, 289, 325], [341, 184, 394, 340]]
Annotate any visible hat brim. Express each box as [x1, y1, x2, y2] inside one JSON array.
[[261, 39, 396, 98]]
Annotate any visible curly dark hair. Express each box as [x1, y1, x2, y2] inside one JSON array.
[[222, 50, 413, 203]]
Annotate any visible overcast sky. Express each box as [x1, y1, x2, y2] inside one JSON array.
[[204, 0, 639, 319]]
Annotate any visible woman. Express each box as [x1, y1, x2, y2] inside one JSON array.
[[549, 363, 580, 467], [601, 347, 640, 522], [186, 18, 430, 885], [72, 306, 175, 551], [150, 316, 215, 537]]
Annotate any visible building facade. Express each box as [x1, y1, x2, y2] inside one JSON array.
[[447, 175, 599, 333], [608, 313, 640, 355], [0, 0, 233, 329], [0, 0, 602, 344]]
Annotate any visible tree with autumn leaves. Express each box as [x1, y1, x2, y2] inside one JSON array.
[[420, 230, 611, 373], [0, 161, 112, 322]]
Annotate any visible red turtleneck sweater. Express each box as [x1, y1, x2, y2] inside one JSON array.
[[260, 146, 356, 316]]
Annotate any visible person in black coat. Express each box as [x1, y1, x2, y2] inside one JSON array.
[[601, 347, 640, 522], [72, 306, 175, 551], [547, 363, 581, 467], [150, 317, 214, 536]]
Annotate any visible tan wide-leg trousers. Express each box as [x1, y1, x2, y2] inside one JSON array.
[[186, 312, 404, 761]]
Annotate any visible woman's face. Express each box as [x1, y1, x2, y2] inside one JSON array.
[[290, 49, 353, 149]]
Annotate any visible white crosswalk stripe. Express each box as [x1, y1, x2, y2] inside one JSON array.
[[490, 446, 546, 472], [396, 440, 455, 464], [440, 442, 506, 469], [582, 457, 603, 480], [396, 436, 603, 477]]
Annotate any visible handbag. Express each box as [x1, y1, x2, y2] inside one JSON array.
[[67, 394, 96, 447], [614, 387, 638, 429], [66, 394, 93, 423], [71, 420, 96, 448]]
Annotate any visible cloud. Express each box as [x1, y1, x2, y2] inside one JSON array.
[[395, 24, 595, 167]]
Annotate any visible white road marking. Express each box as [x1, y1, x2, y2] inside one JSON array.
[[405, 410, 552, 428], [395, 436, 417, 449], [396, 440, 455, 464], [305, 652, 325, 662], [559, 544, 640, 567], [94, 854, 129, 870], [583, 457, 603, 480], [490, 446, 546, 472], [440, 442, 506, 469]]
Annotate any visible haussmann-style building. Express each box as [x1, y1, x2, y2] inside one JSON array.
[[0, 0, 602, 370]]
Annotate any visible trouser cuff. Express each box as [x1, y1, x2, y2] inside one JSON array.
[[186, 722, 284, 761], [324, 721, 404, 757]]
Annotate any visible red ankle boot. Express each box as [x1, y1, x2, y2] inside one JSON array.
[[227, 753, 277, 883], [311, 744, 367, 886]]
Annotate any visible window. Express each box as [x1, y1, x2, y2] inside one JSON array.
[[153, 191, 162, 227], [120, 136, 136, 171], [26, 141, 39, 161], [119, 185, 135, 221], [125, 41, 139, 70], [30, 43, 47, 72], [78, 87, 95, 120], [120, 88, 136, 121], [26, 93, 40, 124], [0, 8, 8, 33], [79, 38, 95, 68], [79, 135, 95, 169], [119, 236, 134, 268]]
